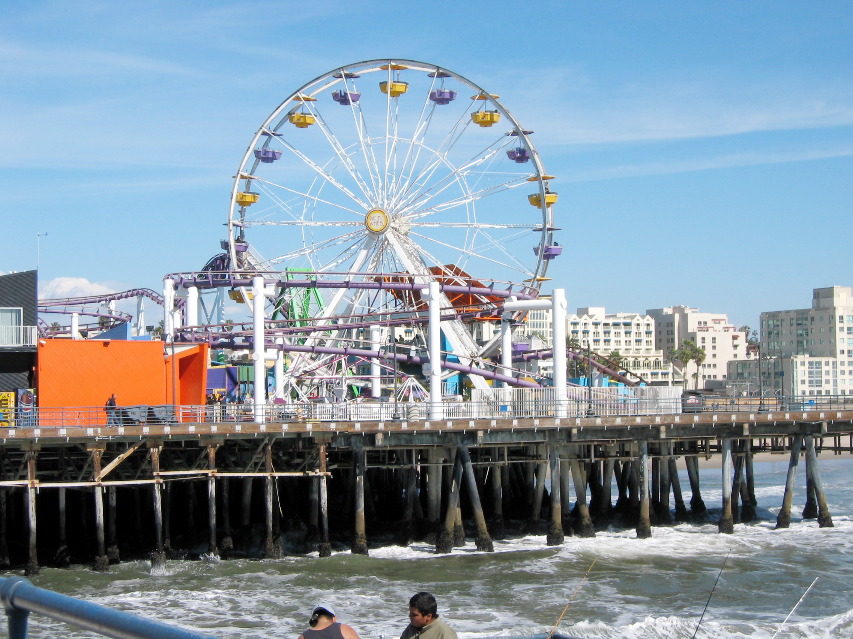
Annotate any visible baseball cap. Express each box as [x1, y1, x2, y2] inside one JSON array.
[[312, 604, 336, 618]]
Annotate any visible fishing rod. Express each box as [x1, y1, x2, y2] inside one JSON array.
[[546, 556, 598, 639], [771, 576, 819, 639], [691, 551, 730, 639]]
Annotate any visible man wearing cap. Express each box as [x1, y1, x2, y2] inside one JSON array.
[[298, 604, 360, 639], [400, 592, 457, 639]]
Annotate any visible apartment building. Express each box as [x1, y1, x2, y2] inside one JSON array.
[[523, 303, 672, 385], [646, 305, 748, 390], [732, 286, 853, 397]]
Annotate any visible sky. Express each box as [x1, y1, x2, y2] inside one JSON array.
[[2, 0, 851, 330]]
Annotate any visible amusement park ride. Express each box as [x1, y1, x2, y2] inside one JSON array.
[[38, 60, 641, 404]]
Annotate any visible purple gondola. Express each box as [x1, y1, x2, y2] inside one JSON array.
[[533, 244, 563, 260], [512, 342, 530, 353], [332, 90, 361, 105], [506, 147, 530, 163], [253, 148, 282, 163], [429, 89, 457, 105]]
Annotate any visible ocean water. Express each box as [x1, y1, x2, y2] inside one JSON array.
[[7, 457, 852, 639]]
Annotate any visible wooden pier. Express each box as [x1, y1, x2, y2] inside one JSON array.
[[1, 407, 851, 574]]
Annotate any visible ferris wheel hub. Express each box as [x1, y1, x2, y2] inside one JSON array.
[[365, 208, 390, 234]]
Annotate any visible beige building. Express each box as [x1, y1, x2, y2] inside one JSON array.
[[646, 305, 748, 390], [523, 304, 672, 385], [729, 286, 853, 398]]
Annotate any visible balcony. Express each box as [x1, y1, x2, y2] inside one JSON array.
[[0, 325, 37, 347]]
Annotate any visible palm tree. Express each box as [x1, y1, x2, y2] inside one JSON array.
[[670, 339, 706, 389]]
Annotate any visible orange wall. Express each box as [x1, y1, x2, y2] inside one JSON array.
[[37, 340, 208, 409]]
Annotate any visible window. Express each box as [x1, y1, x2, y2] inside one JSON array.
[[0, 308, 23, 327]]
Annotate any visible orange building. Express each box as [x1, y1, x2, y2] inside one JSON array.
[[36, 339, 208, 414]]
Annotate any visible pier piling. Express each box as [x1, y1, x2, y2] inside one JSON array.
[[718, 438, 734, 534], [776, 435, 803, 529], [636, 441, 651, 539]]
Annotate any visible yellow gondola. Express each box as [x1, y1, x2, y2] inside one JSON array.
[[288, 112, 316, 128], [380, 81, 409, 97], [528, 192, 558, 207], [235, 192, 259, 207], [471, 110, 500, 127]]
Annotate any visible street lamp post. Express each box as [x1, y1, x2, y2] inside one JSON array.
[[757, 346, 766, 412], [36, 232, 48, 270]]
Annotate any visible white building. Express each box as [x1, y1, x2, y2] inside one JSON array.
[[524, 303, 672, 385], [733, 286, 853, 398], [646, 305, 748, 390]]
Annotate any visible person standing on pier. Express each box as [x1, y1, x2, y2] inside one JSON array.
[[298, 604, 360, 639], [401, 592, 457, 639], [104, 393, 119, 427]]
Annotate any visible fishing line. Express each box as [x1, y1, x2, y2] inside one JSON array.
[[546, 556, 597, 639], [691, 551, 729, 639], [771, 576, 819, 639]]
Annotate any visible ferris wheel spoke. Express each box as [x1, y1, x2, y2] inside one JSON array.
[[247, 177, 364, 225], [269, 137, 370, 211], [299, 102, 378, 203], [259, 229, 365, 268], [407, 228, 533, 275], [402, 177, 528, 222]]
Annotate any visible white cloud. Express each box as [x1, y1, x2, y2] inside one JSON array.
[[39, 277, 116, 300]]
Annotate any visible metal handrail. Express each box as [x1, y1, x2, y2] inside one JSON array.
[[0, 577, 216, 639]]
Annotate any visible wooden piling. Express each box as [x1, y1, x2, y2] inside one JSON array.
[[739, 440, 756, 522], [527, 447, 547, 532], [396, 449, 417, 547], [668, 456, 688, 522], [731, 443, 743, 524], [240, 476, 253, 536], [207, 445, 219, 558], [92, 449, 109, 572], [436, 450, 463, 553], [490, 455, 505, 539], [318, 444, 331, 557], [306, 477, 320, 548], [804, 435, 834, 528], [776, 434, 803, 529], [220, 476, 233, 553], [352, 447, 369, 555], [424, 448, 442, 543], [569, 457, 595, 537], [150, 446, 166, 570], [635, 441, 651, 539], [54, 487, 70, 567], [107, 486, 119, 563], [460, 446, 493, 551], [658, 449, 672, 524], [685, 454, 706, 515], [802, 474, 817, 519], [263, 441, 281, 558], [718, 438, 734, 534], [560, 458, 573, 533], [546, 446, 564, 546]]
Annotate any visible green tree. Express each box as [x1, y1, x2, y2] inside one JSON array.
[[671, 339, 706, 390], [739, 325, 758, 345]]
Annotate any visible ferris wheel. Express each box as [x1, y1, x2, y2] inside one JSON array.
[[224, 59, 560, 390]]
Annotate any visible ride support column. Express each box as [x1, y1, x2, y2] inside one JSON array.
[[252, 276, 267, 423], [552, 288, 568, 419], [428, 281, 442, 420]]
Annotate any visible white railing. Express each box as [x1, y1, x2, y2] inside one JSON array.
[[2, 389, 852, 430], [0, 325, 37, 347]]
